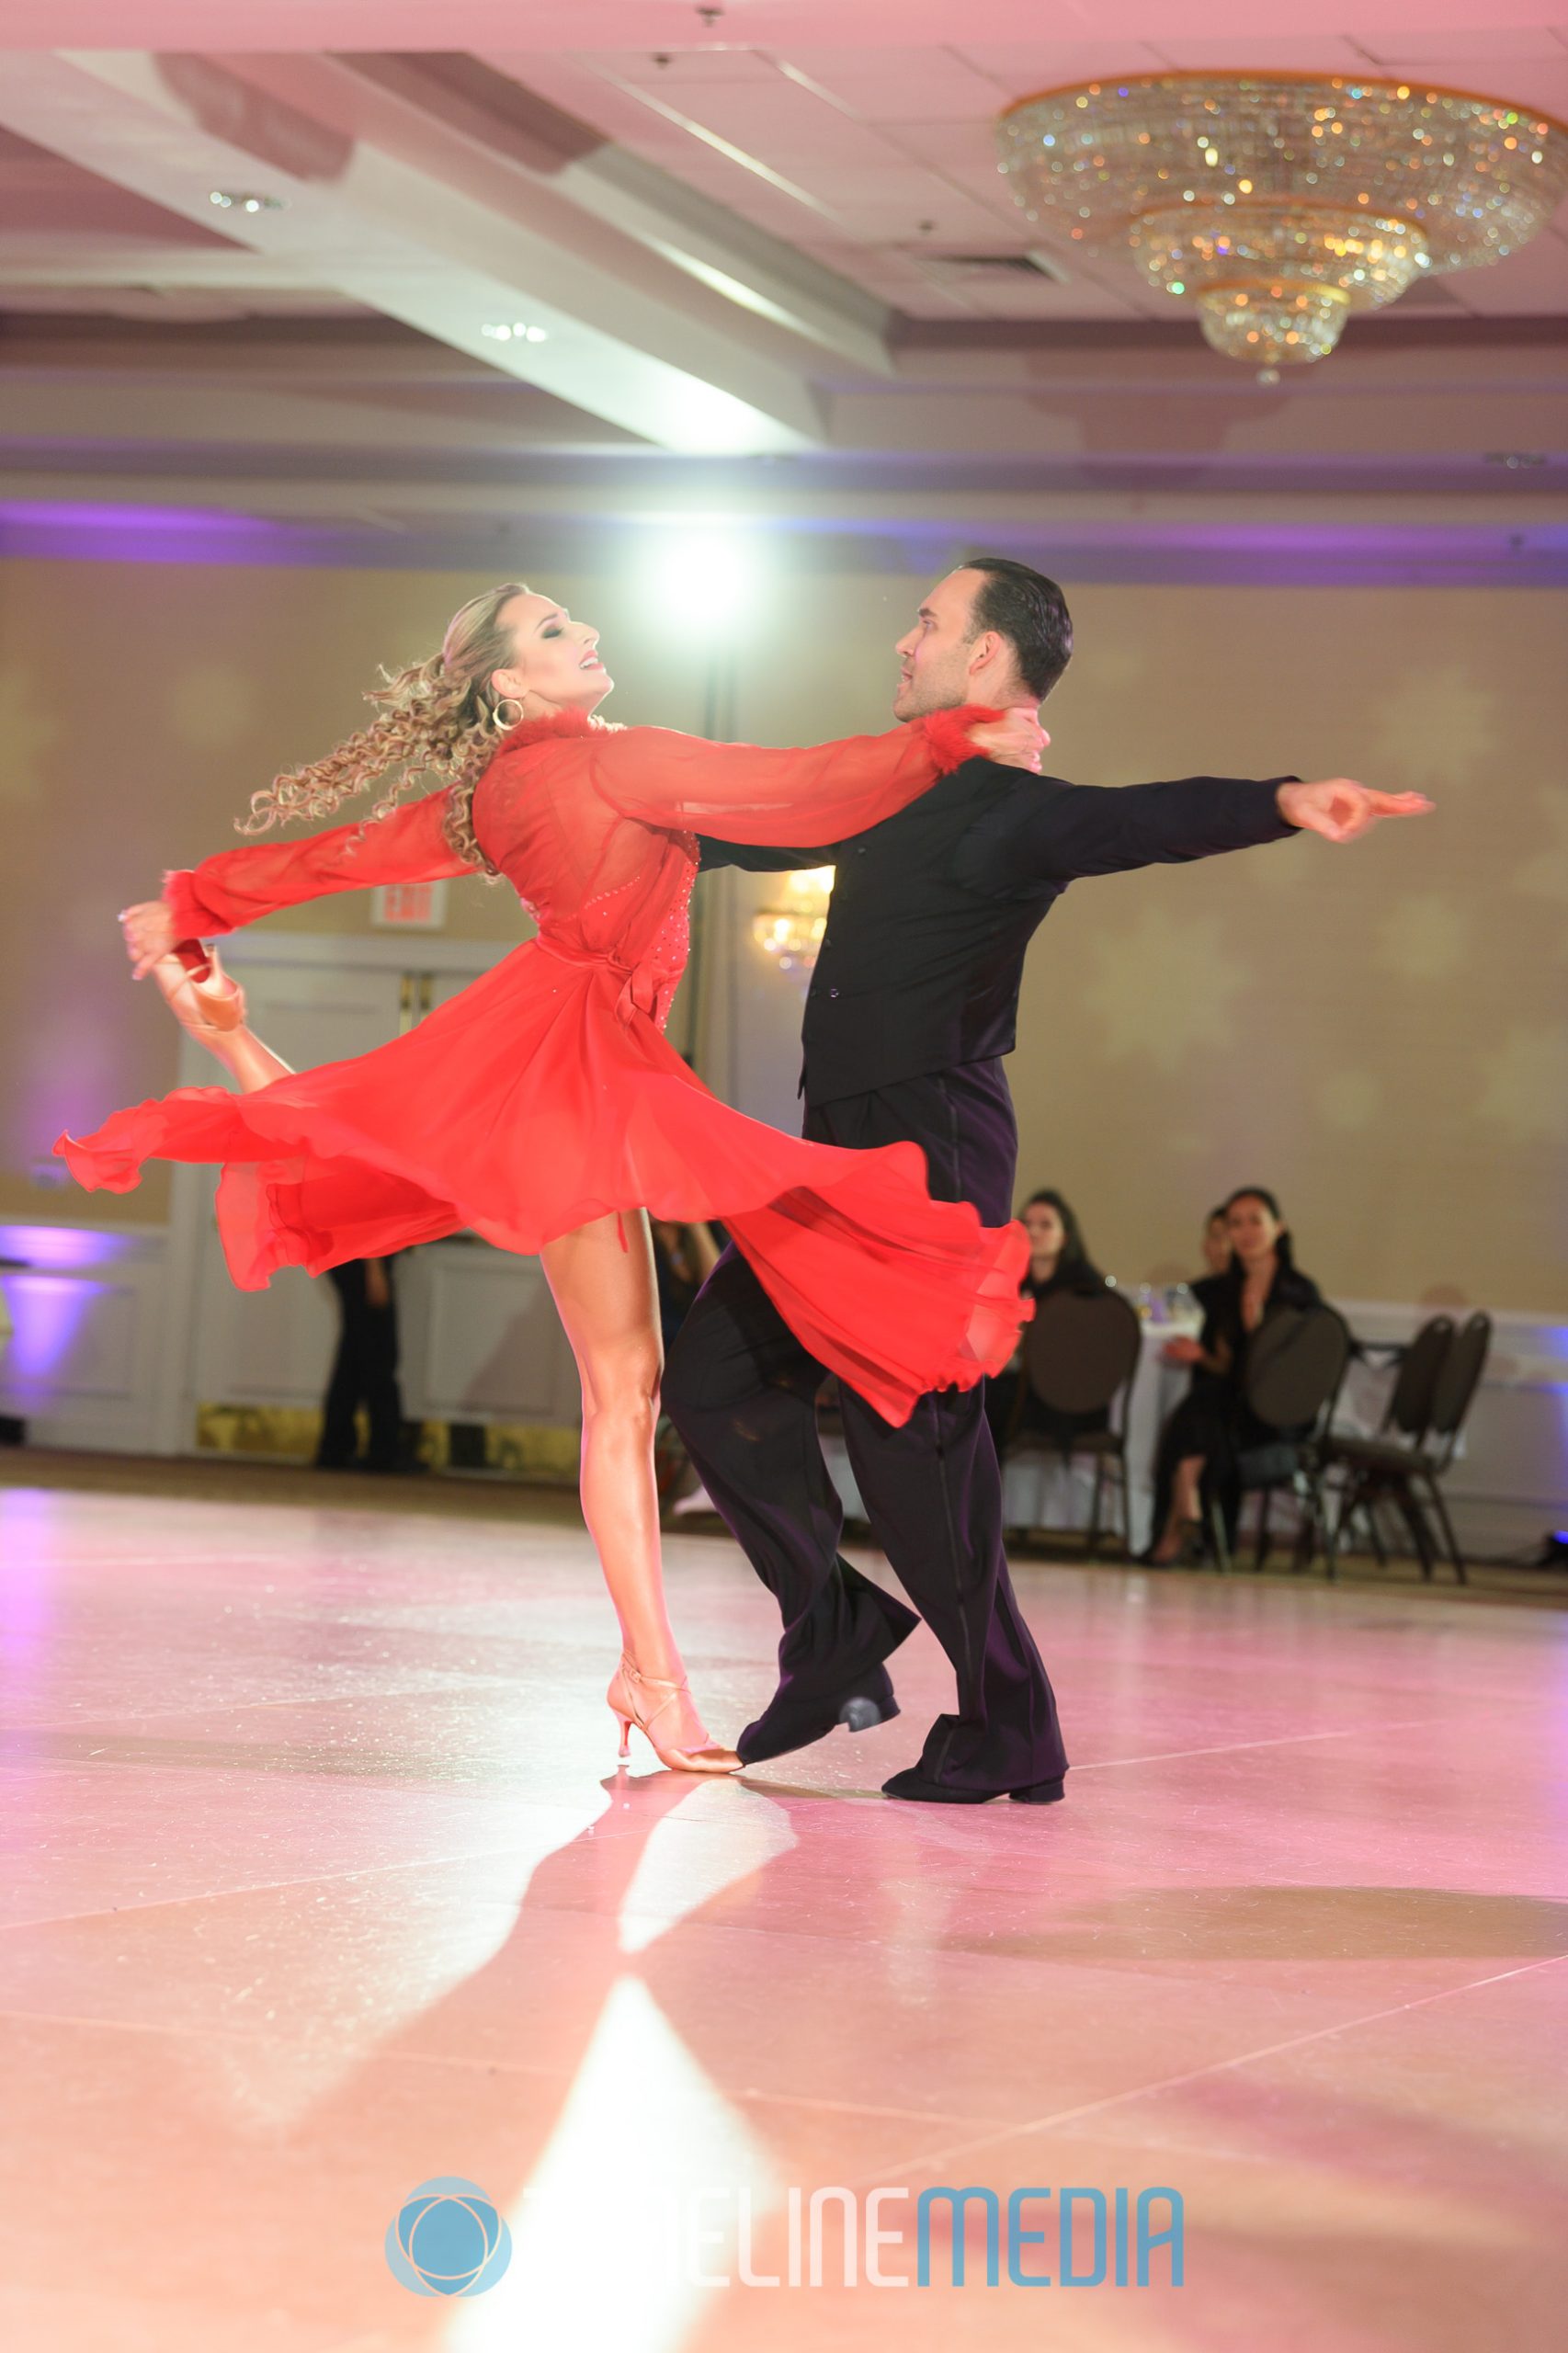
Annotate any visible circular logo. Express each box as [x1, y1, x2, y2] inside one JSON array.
[[385, 2177, 514, 2297]]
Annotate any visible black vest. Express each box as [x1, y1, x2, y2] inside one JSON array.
[[799, 761, 1054, 1108]]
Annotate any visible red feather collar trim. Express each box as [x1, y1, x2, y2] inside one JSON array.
[[492, 708, 615, 755]]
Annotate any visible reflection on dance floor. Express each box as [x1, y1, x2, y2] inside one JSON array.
[[1, 1475, 1565, 2350]]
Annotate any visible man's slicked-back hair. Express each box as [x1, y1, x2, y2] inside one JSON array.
[[960, 556, 1073, 702]]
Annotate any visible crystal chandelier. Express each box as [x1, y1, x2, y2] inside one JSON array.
[[751, 868, 835, 972], [996, 74, 1568, 366]]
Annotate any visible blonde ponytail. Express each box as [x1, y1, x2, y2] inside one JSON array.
[[235, 584, 531, 871]]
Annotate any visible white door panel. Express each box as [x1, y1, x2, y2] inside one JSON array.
[[157, 933, 580, 1449]]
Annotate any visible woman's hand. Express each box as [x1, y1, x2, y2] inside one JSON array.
[[119, 900, 178, 980], [1163, 1336, 1205, 1367], [967, 706, 1049, 772]]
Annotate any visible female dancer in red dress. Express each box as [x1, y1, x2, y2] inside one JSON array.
[[58, 584, 1043, 1772]]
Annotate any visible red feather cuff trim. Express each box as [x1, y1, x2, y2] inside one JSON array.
[[921, 705, 1003, 775], [162, 868, 222, 942]]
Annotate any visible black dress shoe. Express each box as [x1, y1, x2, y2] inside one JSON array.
[[736, 1665, 900, 1767], [881, 1767, 1066, 1806]]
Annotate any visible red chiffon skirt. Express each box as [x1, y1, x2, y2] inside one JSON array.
[[57, 938, 1030, 1427]]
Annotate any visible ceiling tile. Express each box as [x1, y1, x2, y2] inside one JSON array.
[[614, 74, 881, 164], [949, 43, 1170, 99], [879, 119, 1008, 172], [774, 49, 1011, 123], [912, 259, 1143, 320], [1432, 224, 1568, 311], [573, 48, 780, 85], [1144, 37, 1372, 70], [1354, 28, 1568, 65]]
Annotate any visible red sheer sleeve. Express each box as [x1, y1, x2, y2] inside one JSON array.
[[162, 790, 477, 938], [575, 707, 998, 846]]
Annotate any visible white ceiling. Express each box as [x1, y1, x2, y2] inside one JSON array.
[[0, 8, 1564, 569], [2, 13, 1566, 332], [494, 23, 1568, 323]]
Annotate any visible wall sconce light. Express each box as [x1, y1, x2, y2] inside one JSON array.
[[751, 867, 835, 972]]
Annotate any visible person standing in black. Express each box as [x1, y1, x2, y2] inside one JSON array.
[[315, 1255, 406, 1472], [662, 559, 1430, 1802]]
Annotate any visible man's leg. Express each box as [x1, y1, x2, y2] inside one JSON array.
[[663, 1245, 918, 1762], [819, 1063, 1067, 1800], [839, 1380, 1066, 1796]]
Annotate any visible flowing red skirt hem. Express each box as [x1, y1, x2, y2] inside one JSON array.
[[56, 949, 1030, 1427]]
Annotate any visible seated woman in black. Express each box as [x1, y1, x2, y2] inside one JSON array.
[[1144, 1202, 1233, 1538], [1146, 1186, 1322, 1563], [985, 1188, 1108, 1460]]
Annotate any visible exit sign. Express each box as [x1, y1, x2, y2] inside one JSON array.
[[371, 882, 449, 930]]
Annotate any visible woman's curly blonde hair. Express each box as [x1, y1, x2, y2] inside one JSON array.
[[236, 583, 531, 871]]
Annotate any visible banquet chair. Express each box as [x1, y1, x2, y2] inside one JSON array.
[[1209, 1305, 1353, 1575], [1324, 1313, 1491, 1585], [1320, 1313, 1452, 1570], [1012, 1284, 1143, 1554]]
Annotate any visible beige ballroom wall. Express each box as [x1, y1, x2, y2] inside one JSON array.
[[2, 555, 1563, 1309]]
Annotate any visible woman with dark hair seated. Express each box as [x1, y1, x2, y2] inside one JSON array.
[[1146, 1186, 1322, 1564], [985, 1188, 1108, 1460]]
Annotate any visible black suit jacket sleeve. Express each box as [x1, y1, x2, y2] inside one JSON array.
[[697, 835, 840, 873], [954, 772, 1300, 899]]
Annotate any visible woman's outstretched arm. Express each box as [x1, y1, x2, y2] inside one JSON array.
[[571, 708, 1042, 846], [123, 790, 477, 974]]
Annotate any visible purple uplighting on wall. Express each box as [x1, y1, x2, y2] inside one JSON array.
[[0, 501, 301, 566], [0, 1224, 130, 1271], [0, 1273, 99, 1382], [0, 1227, 140, 1391], [2, 498, 1563, 585]]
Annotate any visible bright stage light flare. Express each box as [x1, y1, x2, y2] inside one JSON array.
[[646, 531, 759, 632]]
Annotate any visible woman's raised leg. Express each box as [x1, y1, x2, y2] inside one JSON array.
[[540, 1211, 738, 1772]]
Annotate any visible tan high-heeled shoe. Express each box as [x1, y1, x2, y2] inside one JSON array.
[[151, 942, 248, 1039], [607, 1654, 741, 1775]]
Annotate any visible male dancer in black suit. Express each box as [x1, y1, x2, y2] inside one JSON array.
[[662, 559, 1429, 1803]]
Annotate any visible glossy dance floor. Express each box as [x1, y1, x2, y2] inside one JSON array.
[[2, 1472, 1566, 2352]]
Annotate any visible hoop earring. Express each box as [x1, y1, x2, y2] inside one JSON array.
[[491, 697, 525, 732]]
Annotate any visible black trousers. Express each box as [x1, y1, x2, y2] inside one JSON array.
[[663, 1061, 1067, 1796], [317, 1260, 403, 1469]]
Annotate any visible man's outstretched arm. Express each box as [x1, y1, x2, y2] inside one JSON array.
[[956, 770, 1429, 894]]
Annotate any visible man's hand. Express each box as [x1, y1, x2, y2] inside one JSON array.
[[967, 705, 1050, 772], [119, 899, 179, 979], [1277, 779, 1432, 842]]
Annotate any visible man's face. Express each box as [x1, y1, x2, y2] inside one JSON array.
[[892, 569, 986, 720]]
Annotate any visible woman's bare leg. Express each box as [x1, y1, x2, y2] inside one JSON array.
[[540, 1210, 727, 1757]]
